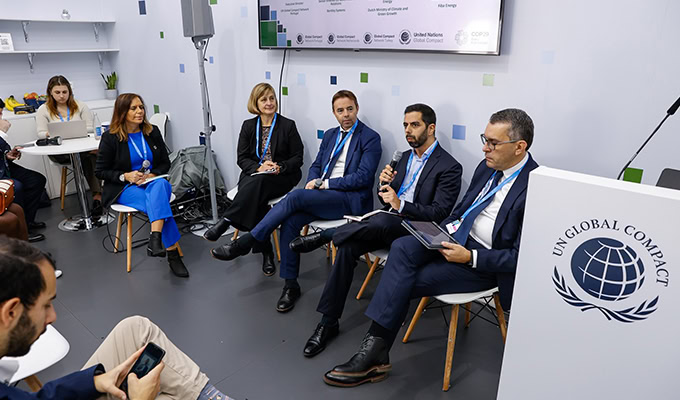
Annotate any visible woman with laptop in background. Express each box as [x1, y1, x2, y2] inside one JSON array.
[[35, 75, 104, 216], [95, 93, 189, 278]]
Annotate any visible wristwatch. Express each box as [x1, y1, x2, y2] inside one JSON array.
[[314, 178, 323, 189], [466, 250, 474, 267], [119, 173, 126, 182]]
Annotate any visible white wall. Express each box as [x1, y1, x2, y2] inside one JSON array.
[[0, 1, 115, 102], [5, 0, 680, 191]]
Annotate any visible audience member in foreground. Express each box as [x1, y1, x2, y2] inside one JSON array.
[[0, 236, 231, 399]]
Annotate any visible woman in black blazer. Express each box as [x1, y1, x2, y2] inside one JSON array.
[[95, 93, 188, 277], [204, 83, 304, 276]]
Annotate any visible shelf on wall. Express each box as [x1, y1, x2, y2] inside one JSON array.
[[0, 49, 120, 72], [0, 18, 115, 43]]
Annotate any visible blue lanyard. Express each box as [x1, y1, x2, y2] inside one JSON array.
[[397, 141, 438, 198], [58, 108, 70, 122], [458, 164, 525, 222], [256, 114, 277, 165], [129, 132, 148, 162], [322, 120, 358, 177]]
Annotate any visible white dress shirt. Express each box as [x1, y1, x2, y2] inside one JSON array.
[[468, 152, 529, 267], [323, 129, 353, 188]]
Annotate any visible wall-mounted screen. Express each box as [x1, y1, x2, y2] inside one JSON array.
[[258, 1, 504, 55]]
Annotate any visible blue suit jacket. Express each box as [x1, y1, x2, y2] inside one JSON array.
[[307, 120, 382, 215], [0, 365, 101, 399], [380, 144, 462, 223], [442, 153, 539, 309]]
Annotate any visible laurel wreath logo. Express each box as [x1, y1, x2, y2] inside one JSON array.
[[552, 267, 658, 323]]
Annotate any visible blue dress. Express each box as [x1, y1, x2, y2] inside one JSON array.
[[117, 132, 180, 248]]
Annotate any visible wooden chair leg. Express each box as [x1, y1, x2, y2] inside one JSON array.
[[364, 252, 373, 269], [493, 294, 508, 343], [464, 303, 471, 328], [272, 229, 281, 262], [402, 297, 430, 343], [126, 213, 132, 273], [326, 242, 331, 258], [443, 305, 460, 392], [114, 212, 124, 253], [356, 256, 381, 300], [60, 166, 67, 210], [331, 242, 337, 264], [232, 228, 239, 241], [24, 374, 43, 392], [176, 243, 183, 257], [302, 225, 309, 236]]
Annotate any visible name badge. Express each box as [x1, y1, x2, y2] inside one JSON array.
[[446, 220, 461, 235]]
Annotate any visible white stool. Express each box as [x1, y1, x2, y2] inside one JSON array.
[[5, 325, 69, 391]]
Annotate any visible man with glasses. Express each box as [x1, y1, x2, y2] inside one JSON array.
[[322, 108, 539, 387]]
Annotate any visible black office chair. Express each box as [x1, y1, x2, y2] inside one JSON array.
[[655, 168, 680, 190]]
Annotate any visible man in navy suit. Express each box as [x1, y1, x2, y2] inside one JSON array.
[[0, 237, 231, 400], [211, 90, 382, 313], [292, 103, 463, 357], [323, 108, 539, 387]]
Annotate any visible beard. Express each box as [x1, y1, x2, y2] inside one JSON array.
[[5, 312, 39, 357], [406, 133, 428, 148]]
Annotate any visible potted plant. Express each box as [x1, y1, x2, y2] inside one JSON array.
[[101, 72, 118, 100]]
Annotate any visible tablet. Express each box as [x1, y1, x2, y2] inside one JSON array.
[[401, 220, 458, 250]]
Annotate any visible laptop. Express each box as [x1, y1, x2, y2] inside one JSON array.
[[46, 120, 88, 140]]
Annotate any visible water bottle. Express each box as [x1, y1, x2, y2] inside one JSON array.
[[93, 112, 102, 140]]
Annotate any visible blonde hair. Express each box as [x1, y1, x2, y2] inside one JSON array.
[[247, 83, 277, 115], [108, 93, 153, 142]]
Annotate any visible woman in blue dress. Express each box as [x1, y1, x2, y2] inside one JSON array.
[[95, 93, 188, 277]]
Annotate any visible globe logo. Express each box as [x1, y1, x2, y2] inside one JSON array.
[[570, 237, 645, 302], [399, 30, 411, 44]]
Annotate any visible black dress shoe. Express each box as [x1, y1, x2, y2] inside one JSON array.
[[147, 232, 166, 257], [203, 219, 231, 242], [167, 249, 189, 277], [210, 240, 250, 261], [276, 286, 301, 313], [304, 323, 339, 358], [91, 200, 103, 217], [289, 232, 331, 253], [323, 334, 391, 387], [28, 233, 45, 243], [28, 221, 46, 230], [262, 251, 276, 277]]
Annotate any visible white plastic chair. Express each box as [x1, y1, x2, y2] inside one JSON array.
[[356, 248, 390, 300], [5, 325, 70, 391], [149, 112, 169, 140], [402, 287, 507, 391], [227, 186, 285, 261], [111, 193, 181, 273], [301, 219, 348, 264]]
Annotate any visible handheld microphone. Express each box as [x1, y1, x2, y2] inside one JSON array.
[[380, 150, 403, 189], [36, 136, 62, 146], [617, 96, 680, 180], [138, 160, 151, 174]]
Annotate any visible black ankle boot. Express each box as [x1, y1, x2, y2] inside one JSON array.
[[262, 250, 276, 277], [167, 249, 189, 277], [203, 219, 231, 242], [147, 232, 166, 257]]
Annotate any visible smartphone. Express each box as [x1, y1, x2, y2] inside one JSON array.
[[119, 342, 166, 393]]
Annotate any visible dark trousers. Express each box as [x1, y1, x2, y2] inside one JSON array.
[[9, 163, 47, 224], [251, 188, 353, 280], [316, 212, 409, 320], [223, 173, 297, 253], [365, 236, 497, 332]]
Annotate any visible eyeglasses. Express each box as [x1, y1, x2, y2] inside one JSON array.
[[480, 134, 521, 151]]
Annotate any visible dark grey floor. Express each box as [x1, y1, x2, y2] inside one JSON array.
[[26, 195, 505, 399]]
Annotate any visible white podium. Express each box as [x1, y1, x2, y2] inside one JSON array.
[[498, 167, 678, 400]]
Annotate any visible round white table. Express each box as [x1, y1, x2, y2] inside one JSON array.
[[20, 136, 112, 231]]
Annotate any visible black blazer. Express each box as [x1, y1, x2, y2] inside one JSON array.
[[379, 144, 462, 223], [95, 126, 170, 206], [236, 114, 304, 183]]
